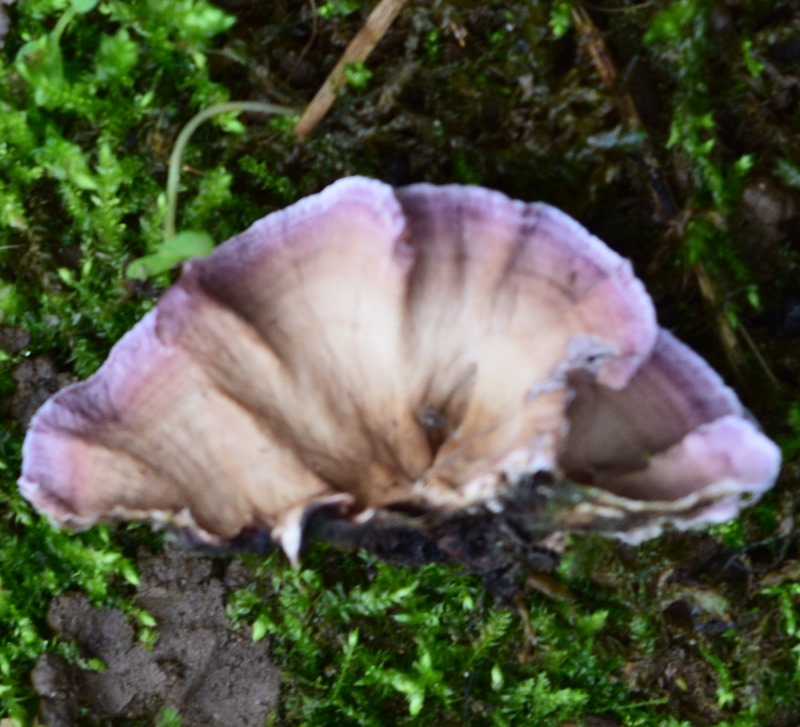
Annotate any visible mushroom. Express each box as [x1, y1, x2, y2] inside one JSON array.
[[556, 329, 781, 542], [18, 177, 781, 563]]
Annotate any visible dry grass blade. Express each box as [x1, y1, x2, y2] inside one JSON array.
[[293, 0, 409, 140]]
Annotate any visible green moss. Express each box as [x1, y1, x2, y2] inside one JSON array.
[[228, 545, 663, 726], [643, 0, 771, 326]]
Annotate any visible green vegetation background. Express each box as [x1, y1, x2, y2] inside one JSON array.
[[1, 0, 799, 724]]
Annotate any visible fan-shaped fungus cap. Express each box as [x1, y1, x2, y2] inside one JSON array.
[[18, 177, 781, 562]]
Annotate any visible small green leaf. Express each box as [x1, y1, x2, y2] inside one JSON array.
[[136, 610, 157, 628], [120, 560, 140, 587], [734, 154, 755, 176], [746, 285, 761, 310], [182, 3, 235, 43], [156, 707, 183, 727], [491, 664, 504, 690], [85, 657, 107, 672], [72, 0, 100, 13], [317, 0, 361, 19], [741, 39, 764, 77], [253, 613, 270, 643], [389, 672, 427, 716], [216, 113, 246, 135], [549, 0, 573, 39], [0, 281, 22, 318], [57, 268, 77, 287], [127, 230, 215, 279], [138, 627, 159, 649], [95, 29, 139, 84], [163, 230, 216, 258], [645, 0, 698, 45], [344, 62, 372, 89], [38, 137, 99, 191]]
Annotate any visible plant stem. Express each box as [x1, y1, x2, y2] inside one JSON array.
[[164, 101, 295, 240]]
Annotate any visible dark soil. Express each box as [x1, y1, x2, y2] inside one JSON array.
[[8, 356, 73, 428], [32, 548, 279, 726]]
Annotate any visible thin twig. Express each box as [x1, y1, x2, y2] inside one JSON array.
[[293, 0, 409, 141]]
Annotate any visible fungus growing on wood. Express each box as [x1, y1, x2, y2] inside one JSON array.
[[18, 177, 781, 564]]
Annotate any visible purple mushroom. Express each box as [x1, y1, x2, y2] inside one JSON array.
[[18, 177, 781, 562]]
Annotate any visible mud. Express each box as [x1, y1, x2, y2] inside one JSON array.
[[33, 547, 279, 726]]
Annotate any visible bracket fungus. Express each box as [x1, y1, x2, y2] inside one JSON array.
[[19, 177, 781, 566]]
